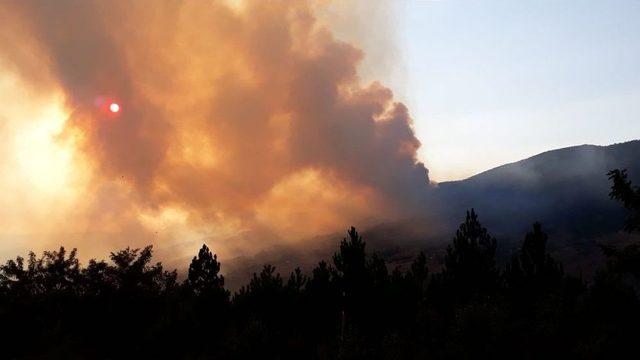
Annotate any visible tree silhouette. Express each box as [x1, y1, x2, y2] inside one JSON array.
[[0, 252, 37, 297], [443, 209, 498, 299], [109, 245, 177, 295], [333, 227, 368, 288], [368, 253, 388, 289], [234, 264, 286, 319], [505, 222, 563, 293], [287, 267, 307, 292], [186, 244, 228, 300], [307, 260, 333, 296], [603, 170, 640, 277], [305, 259, 339, 352], [409, 251, 429, 290], [608, 169, 640, 232], [82, 258, 113, 296], [332, 227, 369, 335], [0, 247, 80, 297]]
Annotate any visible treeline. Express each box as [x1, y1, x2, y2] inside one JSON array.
[[0, 170, 639, 359]]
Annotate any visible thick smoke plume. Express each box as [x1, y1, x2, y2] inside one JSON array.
[[0, 0, 430, 264]]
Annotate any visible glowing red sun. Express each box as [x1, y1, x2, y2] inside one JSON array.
[[109, 103, 120, 113]]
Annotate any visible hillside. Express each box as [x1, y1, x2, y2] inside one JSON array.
[[435, 140, 640, 237], [428, 140, 640, 273]]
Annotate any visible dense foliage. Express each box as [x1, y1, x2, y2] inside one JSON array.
[[1, 171, 640, 359]]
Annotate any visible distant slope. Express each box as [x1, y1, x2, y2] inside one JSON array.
[[434, 140, 640, 243]]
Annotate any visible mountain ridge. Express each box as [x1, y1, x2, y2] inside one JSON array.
[[438, 140, 640, 187]]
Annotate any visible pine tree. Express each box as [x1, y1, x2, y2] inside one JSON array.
[[608, 169, 640, 232], [333, 227, 367, 283], [333, 227, 369, 309], [603, 170, 640, 277], [505, 222, 563, 294], [186, 244, 228, 299], [444, 209, 497, 299]]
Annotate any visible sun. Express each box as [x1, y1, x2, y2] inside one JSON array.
[[109, 102, 120, 113]]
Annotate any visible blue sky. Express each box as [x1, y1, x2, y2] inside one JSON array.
[[390, 0, 640, 181]]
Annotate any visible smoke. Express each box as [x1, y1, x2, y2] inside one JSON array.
[[0, 0, 431, 264]]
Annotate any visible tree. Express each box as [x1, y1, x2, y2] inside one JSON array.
[[332, 227, 369, 326], [443, 209, 498, 299], [306, 260, 333, 297], [186, 244, 228, 299], [608, 169, 640, 232], [505, 222, 563, 293], [603, 170, 640, 277], [178, 245, 229, 357], [0, 247, 80, 297], [409, 252, 429, 290], [368, 253, 388, 289], [0, 253, 37, 296], [40, 247, 81, 294], [81, 258, 113, 297], [333, 227, 367, 285], [234, 264, 285, 312], [109, 245, 176, 295], [287, 267, 307, 292]]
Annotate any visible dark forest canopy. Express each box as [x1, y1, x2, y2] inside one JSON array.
[[1, 171, 640, 359]]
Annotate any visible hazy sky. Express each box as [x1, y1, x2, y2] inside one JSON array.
[[396, 0, 640, 182]]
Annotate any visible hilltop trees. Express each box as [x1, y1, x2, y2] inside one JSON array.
[[109, 245, 177, 295], [0, 247, 81, 297]]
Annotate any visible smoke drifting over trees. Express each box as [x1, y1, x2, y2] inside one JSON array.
[[0, 0, 430, 261]]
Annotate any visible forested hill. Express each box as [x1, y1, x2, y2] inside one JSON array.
[[434, 140, 640, 241]]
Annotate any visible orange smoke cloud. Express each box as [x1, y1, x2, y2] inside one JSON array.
[[0, 0, 430, 263]]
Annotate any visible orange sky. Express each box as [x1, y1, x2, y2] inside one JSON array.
[[0, 0, 431, 265]]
